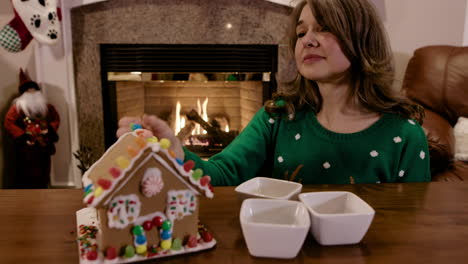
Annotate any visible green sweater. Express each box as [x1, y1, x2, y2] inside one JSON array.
[[184, 107, 431, 186]]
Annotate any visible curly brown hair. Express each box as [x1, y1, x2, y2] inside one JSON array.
[[265, 0, 424, 123]]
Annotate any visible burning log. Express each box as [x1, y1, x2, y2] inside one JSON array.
[[176, 121, 196, 141], [186, 109, 237, 147]]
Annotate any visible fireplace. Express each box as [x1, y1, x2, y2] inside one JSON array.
[[101, 44, 277, 157]]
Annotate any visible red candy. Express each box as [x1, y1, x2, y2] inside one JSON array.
[[97, 179, 112, 190], [106, 247, 117, 260], [200, 176, 211, 186], [109, 167, 121, 178], [201, 231, 213, 242], [187, 235, 198, 248], [152, 216, 163, 228], [143, 220, 153, 231], [183, 160, 195, 172], [87, 196, 94, 204], [86, 250, 98, 260]]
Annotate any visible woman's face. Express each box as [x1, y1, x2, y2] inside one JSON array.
[[294, 5, 351, 83]]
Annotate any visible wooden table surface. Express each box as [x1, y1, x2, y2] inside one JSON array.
[[1, 182, 467, 264]]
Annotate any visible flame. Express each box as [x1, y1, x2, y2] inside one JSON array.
[[174, 97, 229, 137], [175, 101, 182, 134]]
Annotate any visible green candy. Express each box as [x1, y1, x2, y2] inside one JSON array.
[[124, 245, 135, 258], [192, 168, 203, 180], [132, 225, 144, 235], [171, 238, 182, 250], [162, 220, 172, 231]]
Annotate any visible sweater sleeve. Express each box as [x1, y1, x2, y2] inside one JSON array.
[[395, 121, 431, 182], [184, 107, 275, 186]]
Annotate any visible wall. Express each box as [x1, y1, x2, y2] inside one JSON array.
[[383, 0, 467, 88], [0, 2, 36, 188]]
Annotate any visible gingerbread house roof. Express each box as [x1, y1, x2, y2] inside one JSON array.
[[82, 130, 213, 208]]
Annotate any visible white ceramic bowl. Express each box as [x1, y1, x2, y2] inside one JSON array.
[[235, 177, 303, 200], [298, 191, 375, 246], [239, 198, 310, 259]]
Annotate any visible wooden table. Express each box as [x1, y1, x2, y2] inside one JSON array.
[[1, 182, 467, 264]]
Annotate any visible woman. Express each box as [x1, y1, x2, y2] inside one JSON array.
[[118, 0, 430, 185]]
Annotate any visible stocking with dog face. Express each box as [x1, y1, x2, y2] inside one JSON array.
[[0, 0, 61, 52]]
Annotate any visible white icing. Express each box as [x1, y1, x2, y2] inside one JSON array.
[[166, 190, 197, 221], [141, 168, 164, 197], [107, 194, 141, 229]]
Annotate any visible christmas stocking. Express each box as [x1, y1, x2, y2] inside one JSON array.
[[0, 0, 61, 53]]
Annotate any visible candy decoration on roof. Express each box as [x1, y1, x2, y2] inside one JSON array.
[[116, 156, 130, 169], [183, 160, 195, 172], [160, 138, 171, 149]]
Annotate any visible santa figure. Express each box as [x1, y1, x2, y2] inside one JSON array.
[[4, 69, 60, 188]]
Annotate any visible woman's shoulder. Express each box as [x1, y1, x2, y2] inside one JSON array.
[[384, 112, 427, 139]]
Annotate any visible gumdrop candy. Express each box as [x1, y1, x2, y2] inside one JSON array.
[[143, 221, 153, 231], [86, 250, 98, 260], [183, 160, 195, 172], [97, 179, 112, 190], [161, 230, 171, 240], [171, 238, 182, 250], [201, 231, 213, 242], [109, 167, 121, 178], [106, 247, 117, 260], [200, 175, 211, 186], [160, 239, 172, 250], [152, 216, 163, 228], [160, 138, 171, 149], [161, 220, 172, 231], [124, 245, 135, 258], [187, 235, 198, 248], [136, 244, 147, 255], [116, 156, 130, 169], [192, 169, 203, 180], [132, 225, 144, 236], [136, 235, 147, 245]]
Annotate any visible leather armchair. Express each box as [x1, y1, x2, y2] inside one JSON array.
[[402, 45, 468, 181]]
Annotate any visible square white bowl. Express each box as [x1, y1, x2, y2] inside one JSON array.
[[235, 177, 303, 200], [298, 191, 375, 246], [240, 198, 310, 259]]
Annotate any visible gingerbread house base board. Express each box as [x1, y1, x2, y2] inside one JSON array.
[[76, 208, 217, 263]]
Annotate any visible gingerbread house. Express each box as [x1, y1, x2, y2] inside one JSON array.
[[76, 129, 215, 263]]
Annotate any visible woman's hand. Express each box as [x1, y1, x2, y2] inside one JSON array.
[[116, 115, 185, 160]]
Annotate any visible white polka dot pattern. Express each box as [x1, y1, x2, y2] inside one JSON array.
[[370, 150, 379, 157], [399, 170, 405, 177], [420, 151, 425, 160], [393, 136, 402, 143], [323, 162, 331, 169], [268, 118, 275, 124], [277, 156, 284, 163], [408, 120, 416, 125], [295, 133, 301, 140]]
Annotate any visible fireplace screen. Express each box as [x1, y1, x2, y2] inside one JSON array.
[[110, 72, 269, 157]]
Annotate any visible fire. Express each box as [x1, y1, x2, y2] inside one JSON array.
[[175, 97, 224, 136]]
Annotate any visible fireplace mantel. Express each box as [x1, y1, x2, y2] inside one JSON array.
[[33, 0, 296, 187]]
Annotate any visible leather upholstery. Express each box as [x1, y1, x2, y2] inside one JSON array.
[[402, 45, 468, 181]]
